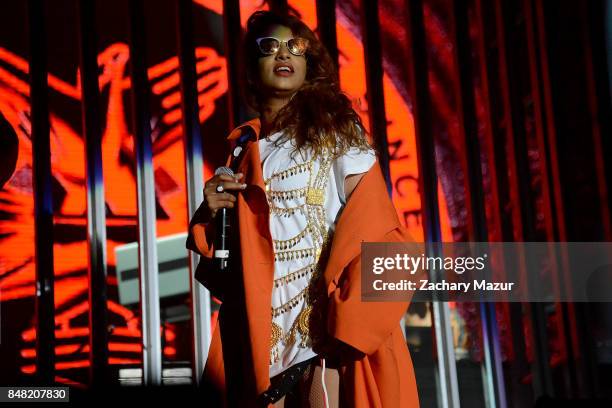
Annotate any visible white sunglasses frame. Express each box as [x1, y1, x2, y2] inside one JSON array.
[[254, 36, 309, 56]]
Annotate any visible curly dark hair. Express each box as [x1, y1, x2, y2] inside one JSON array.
[[241, 10, 376, 160]]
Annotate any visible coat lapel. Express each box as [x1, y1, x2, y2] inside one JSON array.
[[227, 117, 270, 261], [227, 117, 268, 217], [226, 118, 276, 395], [227, 116, 261, 142]]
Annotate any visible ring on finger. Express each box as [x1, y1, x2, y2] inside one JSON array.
[[216, 183, 224, 193]]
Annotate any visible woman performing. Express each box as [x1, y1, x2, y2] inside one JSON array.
[[186, 10, 419, 408]]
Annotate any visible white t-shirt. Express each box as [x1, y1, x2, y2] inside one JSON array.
[[259, 130, 376, 378]]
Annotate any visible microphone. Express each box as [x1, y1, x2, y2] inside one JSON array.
[[214, 166, 235, 271]]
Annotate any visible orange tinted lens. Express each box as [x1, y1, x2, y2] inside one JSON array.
[[288, 38, 308, 55]]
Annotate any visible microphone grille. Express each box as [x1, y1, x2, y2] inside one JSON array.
[[215, 166, 234, 176]]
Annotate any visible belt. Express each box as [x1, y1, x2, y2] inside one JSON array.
[[257, 356, 318, 406]]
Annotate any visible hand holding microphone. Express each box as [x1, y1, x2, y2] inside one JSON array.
[[203, 169, 246, 219], [203, 167, 247, 271]]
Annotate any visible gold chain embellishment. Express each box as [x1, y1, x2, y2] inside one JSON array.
[[270, 305, 314, 365], [271, 287, 309, 318], [314, 205, 330, 248], [269, 202, 307, 217], [271, 321, 283, 347], [269, 259, 328, 365], [283, 305, 312, 348], [270, 204, 326, 251], [312, 154, 333, 189], [274, 246, 319, 262], [268, 156, 331, 248], [306, 188, 325, 206], [267, 186, 308, 202], [270, 322, 283, 364], [272, 217, 317, 251], [264, 160, 313, 187], [304, 153, 332, 207], [304, 191, 330, 249], [304, 153, 333, 247], [272, 224, 311, 251], [274, 263, 316, 287], [268, 150, 334, 366], [270, 307, 313, 364]]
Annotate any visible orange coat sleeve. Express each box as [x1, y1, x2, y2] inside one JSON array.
[[185, 152, 232, 301], [327, 227, 415, 356], [186, 200, 229, 301]]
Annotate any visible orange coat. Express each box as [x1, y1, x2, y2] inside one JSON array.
[[186, 118, 420, 407]]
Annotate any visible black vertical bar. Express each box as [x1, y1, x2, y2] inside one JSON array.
[[222, 0, 243, 127], [76, 0, 111, 387], [585, 0, 612, 236], [269, 0, 288, 16], [127, 1, 152, 172], [501, 0, 554, 398], [452, 0, 506, 405], [405, 0, 461, 405], [315, 0, 339, 70], [176, 0, 201, 163], [359, 0, 391, 194], [176, 0, 211, 385], [513, 122, 555, 397], [452, 0, 486, 239], [479, 0, 533, 405], [521, 0, 556, 398], [573, 2, 607, 397], [78, 0, 111, 386], [128, 0, 163, 385], [128, 0, 152, 137], [27, 0, 55, 386], [531, 0, 583, 398], [404, 0, 440, 241], [176, 3, 200, 244]]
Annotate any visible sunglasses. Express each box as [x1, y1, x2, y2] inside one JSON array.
[[255, 36, 310, 56]]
